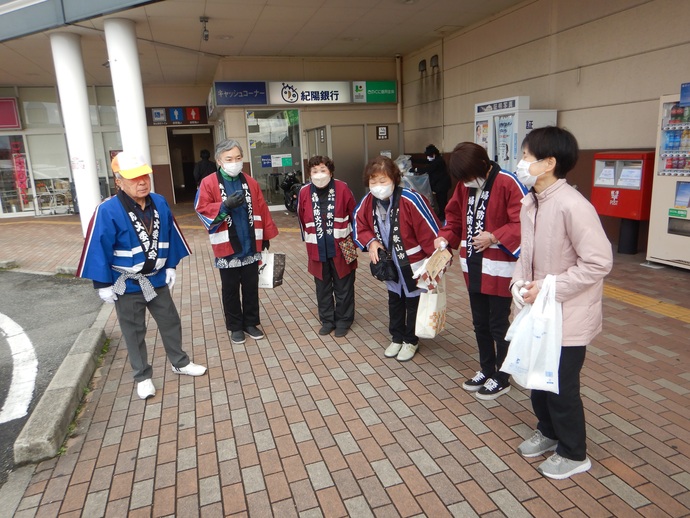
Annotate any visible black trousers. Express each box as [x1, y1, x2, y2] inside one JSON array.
[[219, 262, 260, 332], [388, 290, 420, 345], [532, 346, 587, 461], [468, 292, 511, 382], [314, 259, 356, 330]]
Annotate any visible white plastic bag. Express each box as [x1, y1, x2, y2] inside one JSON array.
[[415, 277, 447, 339], [501, 275, 562, 393], [258, 251, 286, 289]]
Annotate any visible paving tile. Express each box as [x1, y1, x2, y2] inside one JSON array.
[[7, 213, 690, 518]]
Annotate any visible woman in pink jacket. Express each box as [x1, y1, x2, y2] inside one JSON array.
[[511, 126, 613, 480]]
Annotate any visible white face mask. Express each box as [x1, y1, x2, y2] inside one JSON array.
[[515, 159, 544, 188], [311, 172, 330, 188], [222, 162, 243, 177], [463, 177, 486, 190], [427, 156, 434, 162], [370, 184, 394, 200]]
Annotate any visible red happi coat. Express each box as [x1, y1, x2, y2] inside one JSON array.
[[438, 167, 526, 297], [353, 188, 440, 290], [194, 172, 279, 259], [297, 179, 358, 280]]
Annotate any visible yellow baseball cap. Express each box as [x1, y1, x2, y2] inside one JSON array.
[[112, 151, 152, 179]]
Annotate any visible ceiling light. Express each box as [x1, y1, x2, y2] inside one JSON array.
[[200, 16, 209, 42]]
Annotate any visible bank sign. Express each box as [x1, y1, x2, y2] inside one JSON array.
[[268, 82, 352, 105], [352, 81, 397, 103]]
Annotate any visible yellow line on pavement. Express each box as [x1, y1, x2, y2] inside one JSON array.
[[604, 284, 690, 323]]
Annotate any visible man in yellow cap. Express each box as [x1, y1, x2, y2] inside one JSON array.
[[77, 151, 206, 399]]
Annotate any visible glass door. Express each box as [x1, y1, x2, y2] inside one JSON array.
[[246, 109, 302, 206]]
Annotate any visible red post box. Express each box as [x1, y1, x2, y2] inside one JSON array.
[[591, 151, 655, 253]]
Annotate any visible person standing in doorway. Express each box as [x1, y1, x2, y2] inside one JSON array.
[[195, 139, 279, 345], [193, 149, 217, 187]]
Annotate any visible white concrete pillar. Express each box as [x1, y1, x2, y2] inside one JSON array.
[[103, 18, 152, 171], [49, 32, 101, 237]]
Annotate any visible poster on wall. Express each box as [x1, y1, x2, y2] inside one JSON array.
[[475, 120, 489, 150], [495, 115, 513, 166]]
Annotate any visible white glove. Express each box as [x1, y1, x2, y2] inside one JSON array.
[[165, 268, 176, 291], [511, 280, 526, 310], [98, 286, 118, 304]]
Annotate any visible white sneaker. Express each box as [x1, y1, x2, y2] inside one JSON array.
[[172, 362, 207, 376], [396, 342, 418, 362], [137, 378, 156, 400], [384, 342, 403, 358]]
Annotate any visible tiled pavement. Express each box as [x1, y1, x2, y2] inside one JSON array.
[[1, 203, 689, 517]]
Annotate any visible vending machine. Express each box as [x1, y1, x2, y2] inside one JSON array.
[[646, 93, 690, 270], [474, 96, 557, 172]]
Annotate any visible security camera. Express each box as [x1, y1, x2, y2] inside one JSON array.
[[203, 29, 209, 41]]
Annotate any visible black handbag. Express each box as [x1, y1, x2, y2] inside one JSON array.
[[370, 247, 399, 282]]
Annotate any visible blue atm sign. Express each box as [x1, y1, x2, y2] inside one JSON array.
[[215, 82, 268, 106]]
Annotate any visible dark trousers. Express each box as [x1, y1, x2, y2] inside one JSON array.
[[314, 259, 356, 330], [532, 346, 587, 461], [219, 262, 260, 332], [388, 290, 420, 345], [468, 292, 511, 382], [114, 286, 189, 382]]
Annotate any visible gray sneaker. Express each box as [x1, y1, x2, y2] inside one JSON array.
[[537, 453, 591, 480], [518, 430, 558, 458]]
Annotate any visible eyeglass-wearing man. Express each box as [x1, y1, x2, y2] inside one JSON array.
[[77, 151, 206, 400]]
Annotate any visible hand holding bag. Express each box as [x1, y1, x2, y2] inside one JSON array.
[[370, 248, 398, 282], [501, 275, 562, 393], [415, 277, 447, 339], [258, 251, 286, 289]]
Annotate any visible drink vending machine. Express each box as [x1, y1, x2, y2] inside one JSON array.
[[474, 96, 556, 172], [646, 94, 690, 270]]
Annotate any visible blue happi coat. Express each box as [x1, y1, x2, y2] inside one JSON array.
[[77, 193, 191, 293]]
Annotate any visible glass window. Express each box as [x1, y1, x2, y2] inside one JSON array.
[[96, 87, 118, 126], [87, 87, 99, 126], [19, 87, 62, 128], [26, 134, 73, 215], [246, 109, 301, 206], [102, 131, 123, 196]]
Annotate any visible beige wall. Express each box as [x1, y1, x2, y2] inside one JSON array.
[[402, 0, 690, 153]]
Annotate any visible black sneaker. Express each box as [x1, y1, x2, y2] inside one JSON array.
[[476, 376, 511, 400], [462, 371, 488, 392], [230, 330, 245, 344], [244, 325, 265, 340], [319, 324, 335, 336], [334, 327, 349, 338]]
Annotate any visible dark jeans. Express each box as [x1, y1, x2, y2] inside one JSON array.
[[219, 261, 260, 332], [114, 286, 189, 382], [314, 259, 356, 330], [532, 346, 587, 461], [468, 292, 511, 382], [388, 290, 420, 345]]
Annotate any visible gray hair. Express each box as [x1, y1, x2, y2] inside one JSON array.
[[215, 139, 243, 161]]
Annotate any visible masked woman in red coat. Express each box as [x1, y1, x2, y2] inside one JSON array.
[[297, 155, 358, 337], [354, 156, 440, 362]]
